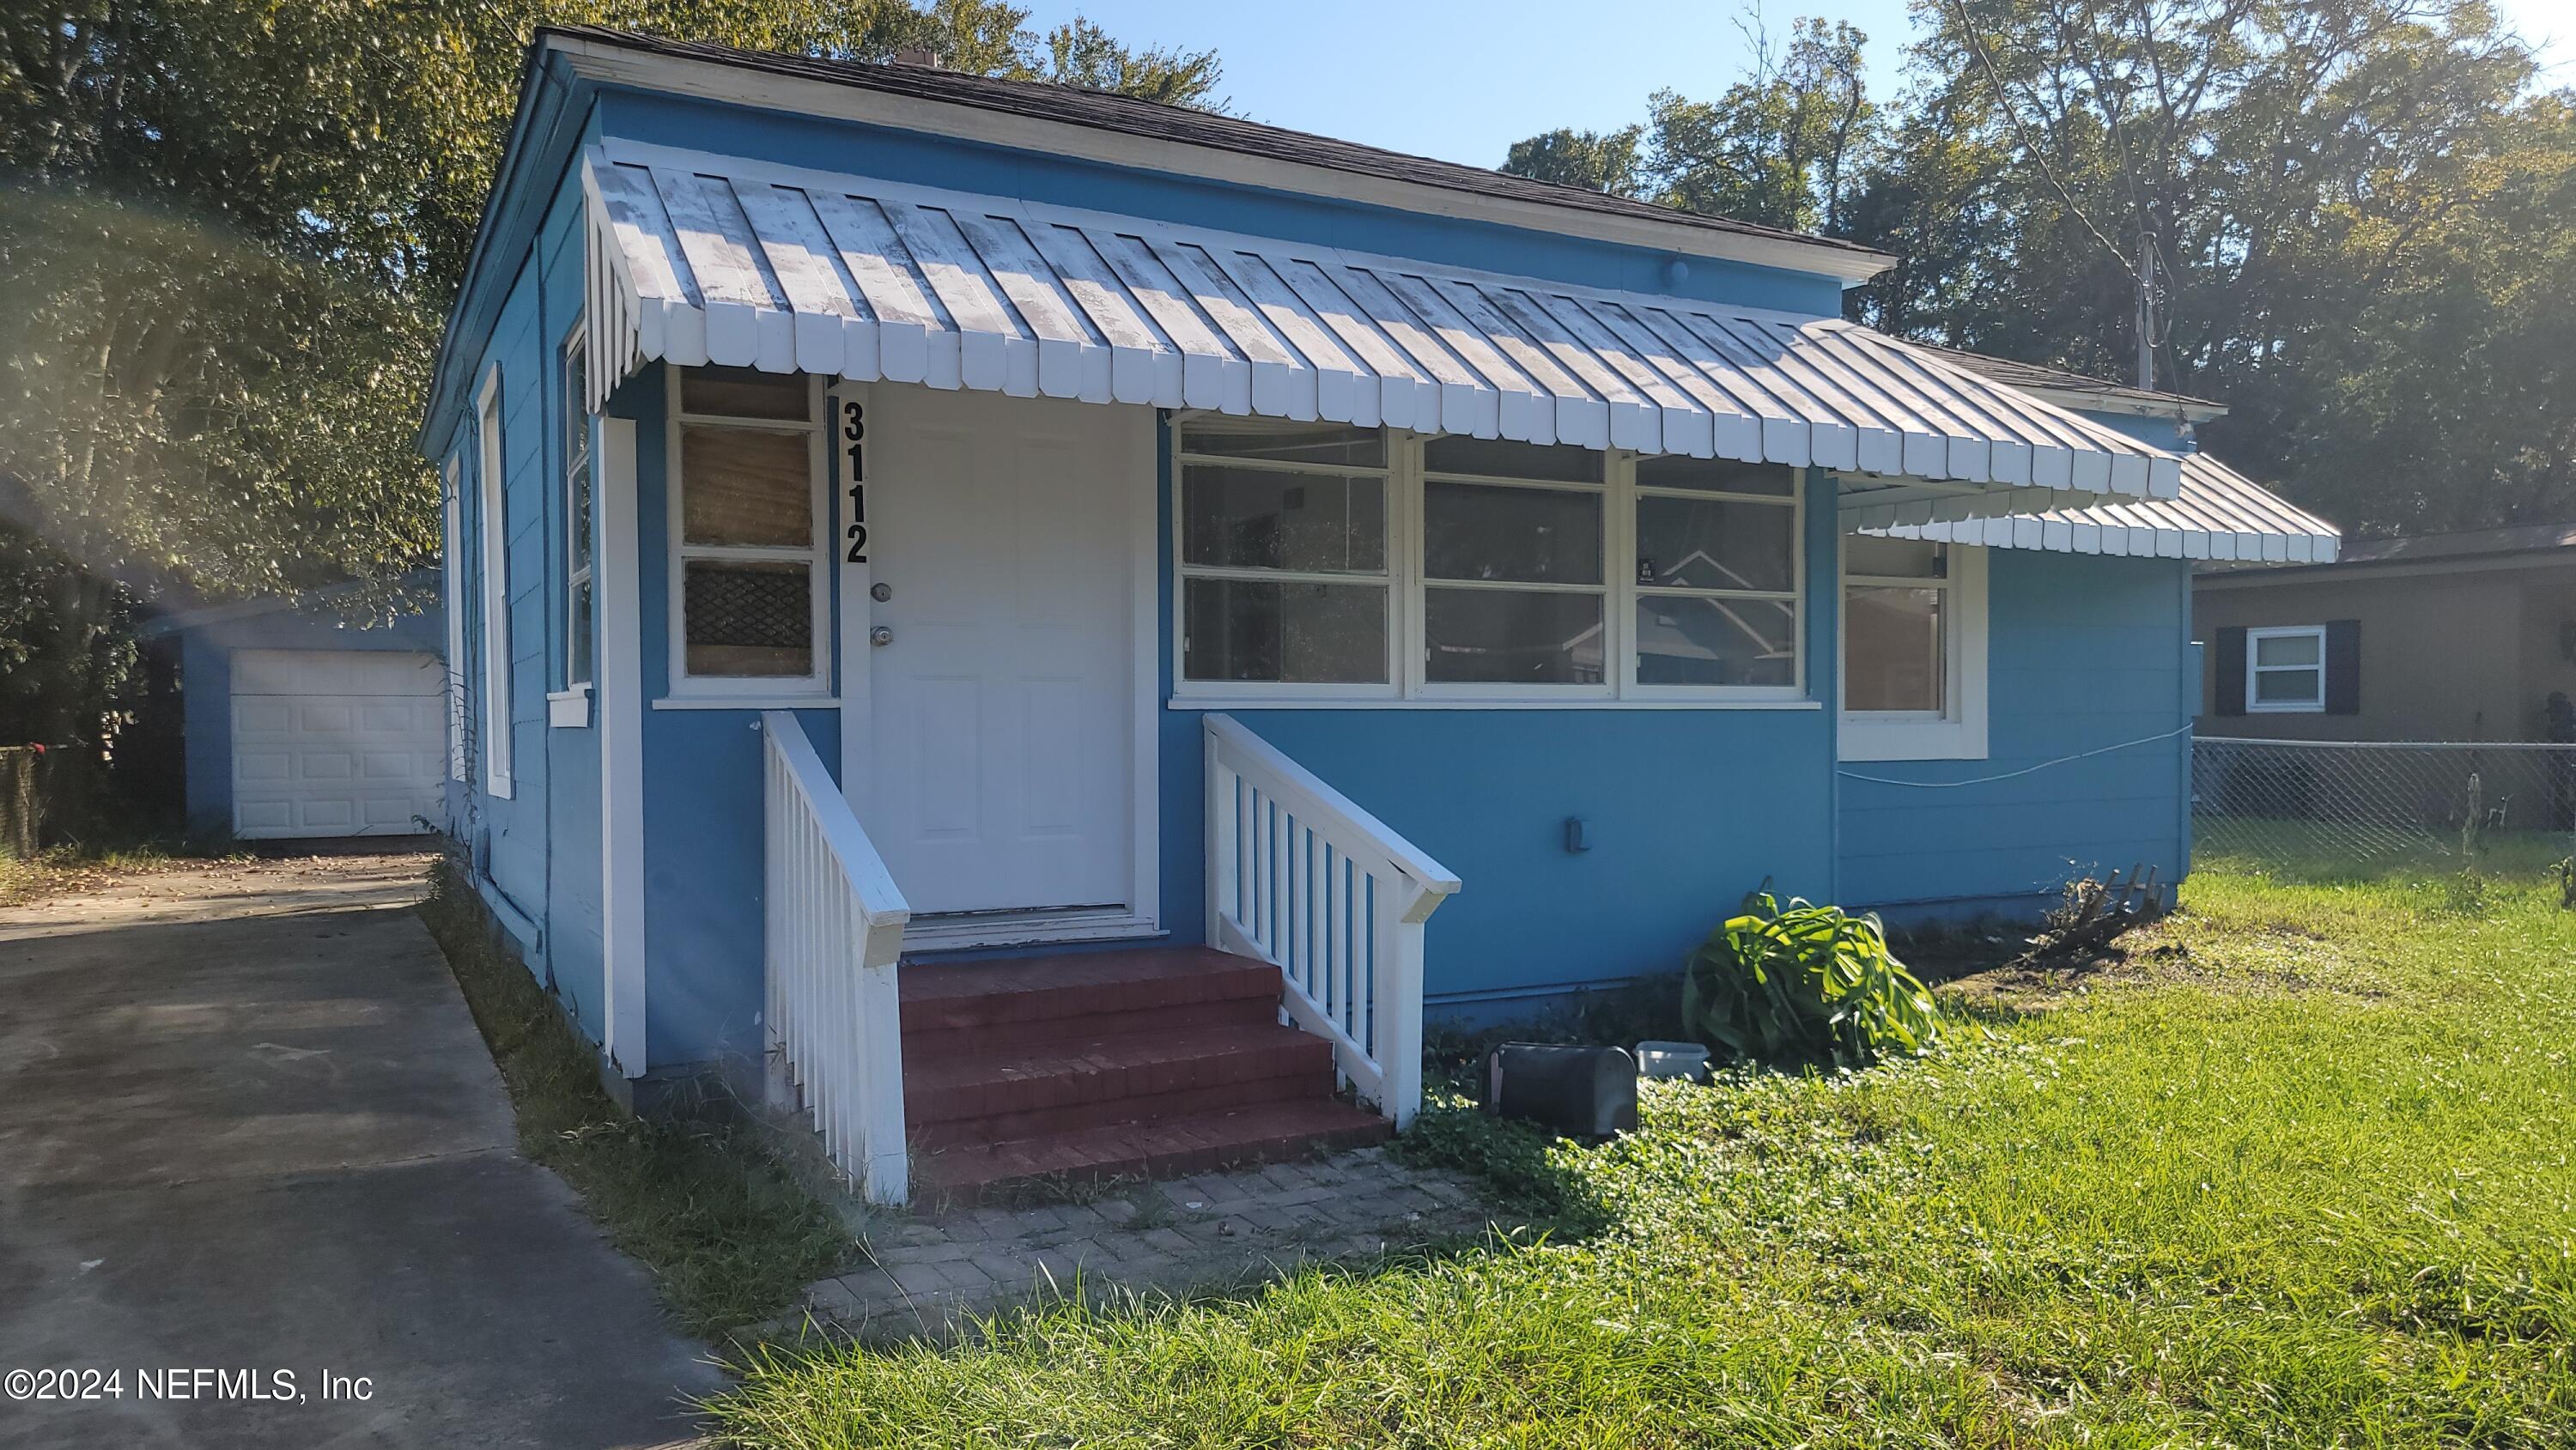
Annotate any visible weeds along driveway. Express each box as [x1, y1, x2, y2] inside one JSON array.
[[0, 854, 723, 1450]]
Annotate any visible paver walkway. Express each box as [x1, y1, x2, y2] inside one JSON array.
[[805, 1146, 1490, 1339], [0, 853, 722, 1449]]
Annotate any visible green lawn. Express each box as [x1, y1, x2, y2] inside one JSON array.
[[713, 865, 2576, 1447]]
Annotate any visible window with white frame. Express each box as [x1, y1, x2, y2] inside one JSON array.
[[476, 368, 513, 798], [1839, 536, 1989, 761], [1629, 454, 1801, 691], [667, 366, 828, 695], [1177, 425, 1392, 688], [562, 331, 594, 691], [2246, 624, 2327, 713], [1174, 423, 1804, 702]]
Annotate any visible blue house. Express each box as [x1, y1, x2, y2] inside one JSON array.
[[422, 27, 2337, 1205]]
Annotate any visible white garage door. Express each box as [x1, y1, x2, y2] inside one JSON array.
[[230, 649, 446, 840]]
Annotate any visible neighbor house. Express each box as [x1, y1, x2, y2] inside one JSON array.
[[421, 27, 2338, 1204], [2196, 522, 2576, 743]]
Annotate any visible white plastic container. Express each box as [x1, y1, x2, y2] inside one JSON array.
[[1634, 1040, 1711, 1082]]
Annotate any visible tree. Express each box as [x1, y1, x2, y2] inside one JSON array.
[[0, 1, 1224, 768], [1502, 1, 2576, 537], [1499, 15, 1878, 232]]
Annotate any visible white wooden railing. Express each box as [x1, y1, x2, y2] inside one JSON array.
[[762, 711, 911, 1204], [1204, 714, 1461, 1127]]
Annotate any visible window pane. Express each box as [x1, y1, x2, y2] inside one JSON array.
[[683, 427, 811, 548], [1845, 585, 1944, 711], [569, 579, 593, 687], [1182, 466, 1385, 573], [683, 560, 812, 676], [565, 347, 590, 453], [1425, 589, 1605, 684], [1423, 436, 1602, 482], [2255, 668, 2321, 703], [2254, 633, 2320, 667], [1424, 482, 1603, 585], [1180, 426, 1383, 470], [680, 365, 809, 420], [1635, 455, 1796, 496], [1844, 536, 1944, 579], [1183, 579, 1387, 683], [568, 458, 593, 572], [1636, 494, 1795, 592], [1633, 597, 1798, 687]]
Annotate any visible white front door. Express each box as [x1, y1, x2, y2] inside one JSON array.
[[855, 387, 1151, 925]]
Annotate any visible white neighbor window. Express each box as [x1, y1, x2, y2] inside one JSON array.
[[477, 367, 514, 798], [562, 331, 594, 691], [1174, 423, 1803, 703], [665, 366, 829, 699], [1838, 536, 1989, 761], [2245, 624, 2327, 713]]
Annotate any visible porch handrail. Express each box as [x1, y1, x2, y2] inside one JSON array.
[[762, 710, 911, 1204], [1203, 713, 1460, 1127]]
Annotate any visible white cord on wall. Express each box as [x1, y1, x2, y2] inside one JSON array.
[[1836, 722, 2196, 789]]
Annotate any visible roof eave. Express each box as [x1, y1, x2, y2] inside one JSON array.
[[2014, 384, 2228, 423], [540, 30, 1897, 286]]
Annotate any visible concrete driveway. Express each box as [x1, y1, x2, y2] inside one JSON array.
[[0, 852, 724, 1449]]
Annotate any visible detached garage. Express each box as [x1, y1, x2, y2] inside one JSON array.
[[152, 580, 446, 841]]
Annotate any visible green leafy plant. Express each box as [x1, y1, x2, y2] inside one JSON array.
[[1681, 890, 1941, 1068]]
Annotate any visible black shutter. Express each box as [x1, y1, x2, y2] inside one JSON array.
[[2325, 619, 2361, 715], [2214, 627, 2247, 716]]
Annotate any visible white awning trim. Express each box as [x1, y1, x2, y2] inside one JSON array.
[[580, 141, 2182, 501], [1861, 451, 2339, 563]]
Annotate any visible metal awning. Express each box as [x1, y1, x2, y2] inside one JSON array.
[[581, 141, 2182, 513], [1863, 451, 2340, 563]]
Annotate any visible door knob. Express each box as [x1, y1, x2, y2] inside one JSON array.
[[869, 626, 894, 646]]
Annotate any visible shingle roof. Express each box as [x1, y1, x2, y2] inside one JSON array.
[[538, 26, 1893, 273], [2334, 522, 2576, 565], [1917, 343, 2227, 419]]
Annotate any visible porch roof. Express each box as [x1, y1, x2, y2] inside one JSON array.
[[1863, 451, 2342, 564], [580, 141, 2183, 516]]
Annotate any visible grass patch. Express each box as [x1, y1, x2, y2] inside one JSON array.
[[712, 860, 2576, 1447], [416, 856, 856, 1336], [0, 832, 246, 907]]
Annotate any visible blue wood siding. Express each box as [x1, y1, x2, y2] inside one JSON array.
[[1838, 550, 2195, 916]]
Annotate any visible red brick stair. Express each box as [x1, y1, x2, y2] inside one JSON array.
[[899, 946, 1390, 1205]]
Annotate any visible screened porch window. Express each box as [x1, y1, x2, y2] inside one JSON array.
[[1175, 424, 1806, 704], [669, 367, 827, 691], [1177, 425, 1392, 687]]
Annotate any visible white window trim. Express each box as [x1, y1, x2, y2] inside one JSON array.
[[2245, 623, 2328, 714], [662, 367, 833, 701], [1169, 425, 1807, 707], [477, 367, 514, 799], [1838, 543, 1989, 762], [561, 323, 595, 707], [443, 455, 468, 782]]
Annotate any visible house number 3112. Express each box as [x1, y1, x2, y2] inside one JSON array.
[[841, 399, 867, 564]]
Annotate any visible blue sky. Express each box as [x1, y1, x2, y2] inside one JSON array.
[[1022, 0, 2575, 169]]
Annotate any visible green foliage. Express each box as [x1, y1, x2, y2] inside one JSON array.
[[1502, 1, 2576, 537], [1681, 889, 1941, 1067], [708, 866, 2576, 1447], [418, 854, 856, 1333]]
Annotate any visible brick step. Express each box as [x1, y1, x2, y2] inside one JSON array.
[[910, 1098, 1393, 1209], [899, 946, 1282, 1054], [905, 1022, 1335, 1148]]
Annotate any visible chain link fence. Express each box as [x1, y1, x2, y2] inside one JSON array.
[[2193, 737, 2576, 877]]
